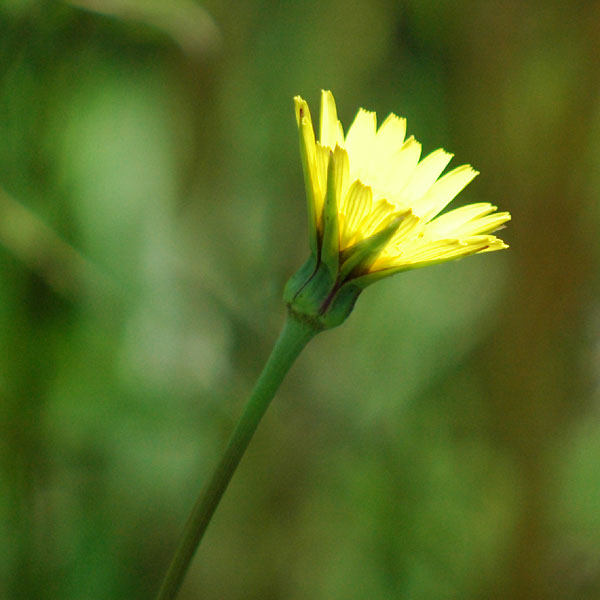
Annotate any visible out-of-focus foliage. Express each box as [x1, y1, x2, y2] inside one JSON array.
[[1, 1, 599, 599]]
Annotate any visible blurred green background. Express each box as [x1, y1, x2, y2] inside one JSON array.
[[1, 1, 599, 599]]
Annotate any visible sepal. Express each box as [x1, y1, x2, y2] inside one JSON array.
[[287, 260, 335, 318], [338, 213, 407, 280], [282, 253, 318, 304], [319, 149, 340, 281], [316, 282, 362, 329]]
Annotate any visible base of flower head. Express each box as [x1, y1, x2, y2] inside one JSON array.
[[284, 256, 362, 330]]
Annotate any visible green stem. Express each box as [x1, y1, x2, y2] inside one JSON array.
[[156, 312, 318, 600]]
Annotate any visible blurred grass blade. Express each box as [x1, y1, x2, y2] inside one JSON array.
[[66, 0, 221, 57], [0, 187, 120, 300]]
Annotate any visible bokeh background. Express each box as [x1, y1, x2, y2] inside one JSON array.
[[1, 1, 599, 598]]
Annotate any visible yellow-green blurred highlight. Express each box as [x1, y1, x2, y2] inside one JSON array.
[[1, 1, 599, 599]]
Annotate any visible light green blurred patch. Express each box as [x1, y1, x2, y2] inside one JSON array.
[[55, 64, 178, 282], [117, 297, 233, 396]]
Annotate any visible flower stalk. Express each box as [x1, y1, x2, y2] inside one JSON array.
[[156, 313, 317, 600]]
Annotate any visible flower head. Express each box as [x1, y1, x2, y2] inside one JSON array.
[[285, 90, 510, 329]]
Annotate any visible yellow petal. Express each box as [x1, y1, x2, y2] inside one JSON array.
[[375, 113, 406, 159], [314, 142, 330, 224], [478, 237, 509, 252], [358, 198, 397, 239], [435, 212, 511, 237], [333, 145, 350, 208], [384, 136, 422, 198], [427, 202, 497, 234], [386, 210, 421, 248], [401, 149, 453, 204], [416, 164, 479, 221], [382, 234, 503, 270], [294, 95, 311, 126], [345, 108, 377, 176], [340, 180, 373, 248], [320, 90, 343, 149], [371, 210, 422, 265]]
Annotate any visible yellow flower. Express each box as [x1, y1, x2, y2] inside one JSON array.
[[285, 90, 511, 329], [295, 90, 510, 278]]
